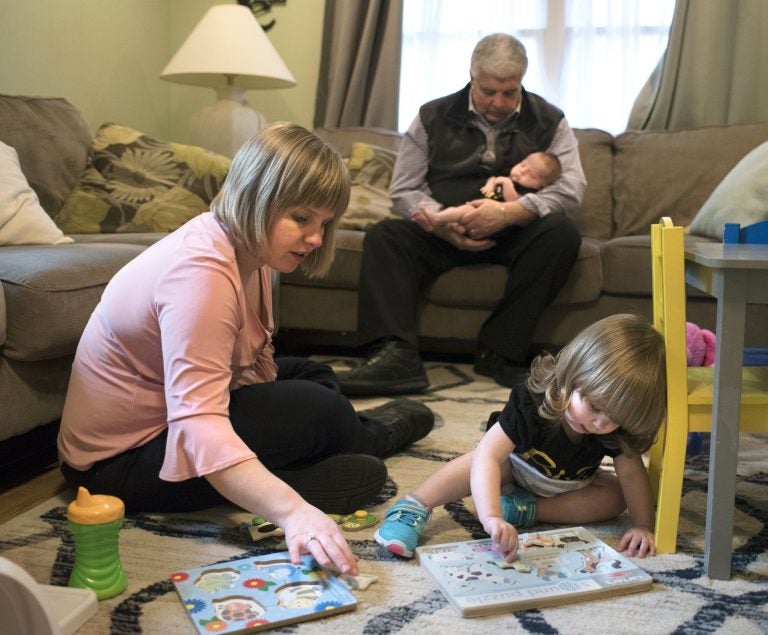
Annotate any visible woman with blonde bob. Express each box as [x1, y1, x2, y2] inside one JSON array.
[[59, 123, 433, 575]]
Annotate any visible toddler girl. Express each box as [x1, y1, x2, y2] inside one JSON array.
[[374, 313, 666, 561]]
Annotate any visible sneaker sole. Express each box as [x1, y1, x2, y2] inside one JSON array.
[[373, 529, 415, 559], [273, 455, 387, 514]]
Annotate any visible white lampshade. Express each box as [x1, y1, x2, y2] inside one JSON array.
[[160, 4, 296, 156]]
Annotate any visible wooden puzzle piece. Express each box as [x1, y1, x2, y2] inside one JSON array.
[[494, 558, 532, 573], [338, 510, 379, 532], [327, 510, 379, 531], [338, 571, 379, 591], [248, 510, 378, 543], [248, 516, 285, 542]]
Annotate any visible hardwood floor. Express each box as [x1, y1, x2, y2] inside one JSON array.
[[0, 462, 67, 525]]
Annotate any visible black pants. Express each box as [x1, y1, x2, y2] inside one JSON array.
[[356, 214, 581, 363], [61, 357, 388, 512]]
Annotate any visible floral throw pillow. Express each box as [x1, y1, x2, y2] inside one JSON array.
[[54, 123, 230, 234], [339, 142, 398, 230]]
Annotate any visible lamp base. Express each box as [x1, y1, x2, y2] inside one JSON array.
[[190, 98, 268, 157]]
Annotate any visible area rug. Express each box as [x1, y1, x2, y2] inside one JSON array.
[[1, 359, 767, 634]]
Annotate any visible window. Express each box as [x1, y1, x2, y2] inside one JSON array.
[[399, 0, 675, 134]]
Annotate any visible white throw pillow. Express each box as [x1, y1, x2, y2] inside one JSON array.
[[689, 140, 768, 240], [0, 141, 73, 246]]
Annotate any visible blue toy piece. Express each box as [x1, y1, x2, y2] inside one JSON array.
[[723, 220, 768, 244]]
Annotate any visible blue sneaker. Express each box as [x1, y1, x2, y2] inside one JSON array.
[[374, 499, 430, 558], [500, 488, 537, 528]]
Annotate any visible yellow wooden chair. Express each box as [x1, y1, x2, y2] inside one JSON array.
[[648, 217, 768, 553]]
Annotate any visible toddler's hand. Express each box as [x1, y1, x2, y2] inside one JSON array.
[[618, 526, 656, 558], [480, 176, 498, 198], [482, 516, 520, 560]]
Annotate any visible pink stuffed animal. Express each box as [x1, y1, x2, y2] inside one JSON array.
[[685, 322, 716, 367]]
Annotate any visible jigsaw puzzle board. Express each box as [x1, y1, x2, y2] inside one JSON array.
[[416, 526, 653, 617]]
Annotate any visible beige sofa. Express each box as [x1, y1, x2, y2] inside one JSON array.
[[2, 92, 767, 470], [0, 95, 197, 468], [276, 124, 768, 355]]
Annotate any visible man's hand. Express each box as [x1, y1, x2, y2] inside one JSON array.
[[432, 223, 496, 251], [459, 199, 536, 240], [411, 208, 437, 232]]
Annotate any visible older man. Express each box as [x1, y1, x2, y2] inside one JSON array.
[[338, 33, 586, 395]]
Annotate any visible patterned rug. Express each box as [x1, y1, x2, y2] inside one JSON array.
[[1, 359, 767, 634]]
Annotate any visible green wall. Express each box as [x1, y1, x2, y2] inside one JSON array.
[[0, 0, 324, 144]]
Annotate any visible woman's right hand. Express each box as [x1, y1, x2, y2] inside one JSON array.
[[204, 458, 360, 575], [281, 505, 359, 575]]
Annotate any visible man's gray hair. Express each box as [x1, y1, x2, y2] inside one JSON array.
[[470, 33, 528, 79]]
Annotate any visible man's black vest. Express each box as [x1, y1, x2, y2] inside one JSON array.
[[419, 84, 564, 207]]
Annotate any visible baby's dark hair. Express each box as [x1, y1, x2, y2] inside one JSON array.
[[532, 151, 561, 186], [527, 314, 666, 456]]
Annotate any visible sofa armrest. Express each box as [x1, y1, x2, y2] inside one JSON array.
[[0, 282, 5, 346]]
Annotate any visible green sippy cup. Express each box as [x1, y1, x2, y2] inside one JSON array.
[[67, 486, 128, 600]]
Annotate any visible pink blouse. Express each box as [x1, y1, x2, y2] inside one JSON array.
[[57, 213, 277, 481]]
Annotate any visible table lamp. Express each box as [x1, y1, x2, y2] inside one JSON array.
[[160, 4, 296, 157]]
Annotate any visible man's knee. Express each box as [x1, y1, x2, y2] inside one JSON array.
[[540, 214, 581, 255], [364, 218, 408, 248]]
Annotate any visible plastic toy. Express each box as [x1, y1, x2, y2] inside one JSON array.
[[67, 487, 128, 600], [685, 321, 716, 456], [686, 321, 716, 367]]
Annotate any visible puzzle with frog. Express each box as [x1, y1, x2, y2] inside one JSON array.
[[416, 526, 653, 617]]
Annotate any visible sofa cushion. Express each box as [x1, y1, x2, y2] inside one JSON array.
[[0, 243, 145, 361], [0, 94, 92, 217], [612, 123, 768, 238], [342, 142, 399, 230], [283, 229, 367, 291], [283, 229, 602, 308], [689, 140, 768, 239], [601, 234, 718, 297], [54, 123, 230, 234], [571, 129, 614, 241], [69, 232, 166, 246], [0, 357, 73, 442], [601, 236, 655, 296], [0, 142, 74, 246], [427, 238, 601, 308]]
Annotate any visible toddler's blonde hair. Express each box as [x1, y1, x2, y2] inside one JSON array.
[[528, 313, 666, 456]]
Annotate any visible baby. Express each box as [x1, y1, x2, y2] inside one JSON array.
[[412, 151, 561, 232]]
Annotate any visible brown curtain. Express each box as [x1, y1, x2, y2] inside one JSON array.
[[313, 0, 403, 130], [628, 0, 768, 130]]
